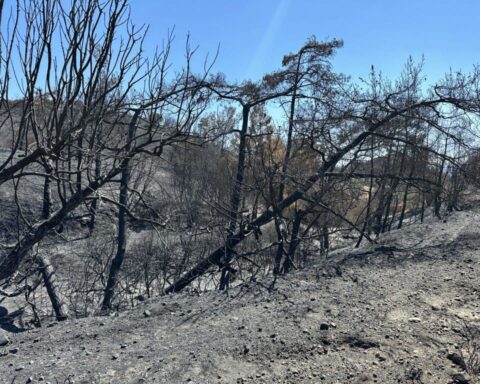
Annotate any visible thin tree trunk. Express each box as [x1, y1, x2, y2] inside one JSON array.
[[356, 143, 375, 247], [42, 161, 52, 220], [101, 112, 139, 310], [36, 255, 68, 321], [388, 195, 399, 231], [88, 155, 102, 233], [447, 166, 459, 212], [321, 224, 329, 253], [434, 139, 448, 219], [67, 143, 73, 197], [397, 184, 410, 229], [219, 105, 250, 290], [282, 210, 302, 273], [420, 194, 425, 223], [76, 137, 83, 192], [381, 185, 395, 233], [101, 158, 129, 309], [273, 59, 300, 275], [273, 217, 286, 275], [397, 163, 415, 229]]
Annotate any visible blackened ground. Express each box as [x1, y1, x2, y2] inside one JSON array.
[[1, 207, 480, 384]]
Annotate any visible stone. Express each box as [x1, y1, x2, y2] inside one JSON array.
[[375, 352, 387, 362], [452, 373, 470, 384], [0, 332, 9, 347], [447, 352, 467, 370], [143, 310, 151, 318], [344, 335, 379, 349]]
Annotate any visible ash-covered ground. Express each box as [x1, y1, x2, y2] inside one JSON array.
[[1, 207, 479, 384]]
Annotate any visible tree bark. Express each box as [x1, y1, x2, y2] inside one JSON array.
[[434, 138, 448, 219], [322, 224, 329, 252], [42, 161, 52, 220], [219, 105, 250, 290], [36, 255, 69, 321], [88, 155, 102, 233], [101, 112, 139, 310], [388, 195, 399, 231], [282, 211, 303, 273], [397, 164, 415, 229], [356, 142, 375, 247]]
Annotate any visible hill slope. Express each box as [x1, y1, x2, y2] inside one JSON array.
[[1, 207, 479, 384]]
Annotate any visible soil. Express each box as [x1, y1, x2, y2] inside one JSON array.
[[1, 207, 479, 384]]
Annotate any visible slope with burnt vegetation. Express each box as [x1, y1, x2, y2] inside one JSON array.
[[1, 204, 480, 384]]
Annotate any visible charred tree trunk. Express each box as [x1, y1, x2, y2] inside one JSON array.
[[433, 139, 448, 219], [67, 143, 73, 197], [447, 167, 460, 212], [219, 105, 250, 290], [273, 217, 287, 275], [397, 183, 410, 229], [88, 155, 102, 233], [42, 161, 53, 220], [101, 112, 139, 310], [76, 136, 83, 193], [397, 162, 415, 229], [274, 59, 299, 275], [36, 255, 68, 321], [321, 223, 329, 253], [372, 137, 400, 236], [282, 210, 303, 273], [388, 194, 399, 231], [381, 184, 396, 233], [101, 161, 129, 309], [373, 180, 387, 236], [420, 194, 426, 223], [356, 144, 375, 247]]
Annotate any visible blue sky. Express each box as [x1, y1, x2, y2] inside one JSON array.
[[129, 0, 480, 84]]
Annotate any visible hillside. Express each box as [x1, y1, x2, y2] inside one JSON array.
[[0, 206, 479, 384], [1, 1, 480, 383]]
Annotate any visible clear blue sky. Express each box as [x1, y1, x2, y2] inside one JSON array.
[[130, 0, 480, 84]]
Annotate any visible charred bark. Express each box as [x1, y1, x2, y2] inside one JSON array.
[[36, 255, 69, 321], [282, 211, 303, 273], [101, 112, 139, 310], [219, 105, 250, 290]]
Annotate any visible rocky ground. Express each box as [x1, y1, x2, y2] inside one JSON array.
[[1, 207, 480, 384]]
